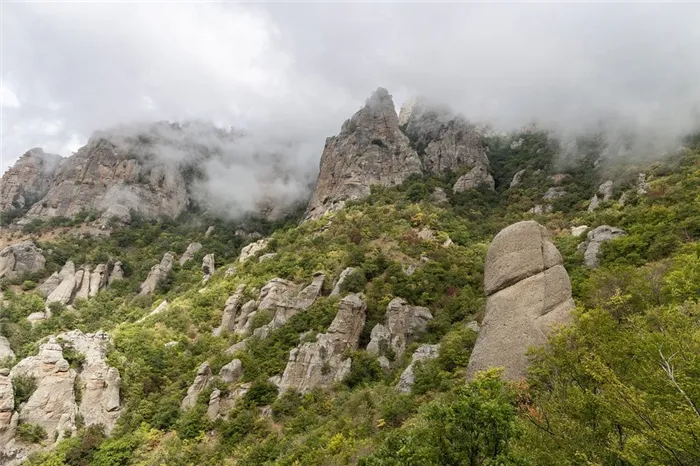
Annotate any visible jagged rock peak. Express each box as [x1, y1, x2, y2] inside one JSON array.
[[0, 148, 62, 212], [467, 221, 574, 380], [305, 88, 422, 220]]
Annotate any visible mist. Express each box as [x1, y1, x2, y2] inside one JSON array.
[[3, 2, 700, 207]]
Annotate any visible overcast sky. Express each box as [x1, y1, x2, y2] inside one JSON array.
[[2, 2, 700, 173]]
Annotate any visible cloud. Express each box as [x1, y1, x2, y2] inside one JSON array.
[[2, 3, 700, 179]]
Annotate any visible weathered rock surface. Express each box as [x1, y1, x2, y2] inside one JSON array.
[[430, 187, 449, 205], [219, 359, 243, 384], [74, 265, 92, 301], [306, 88, 423, 220], [0, 148, 62, 213], [202, 253, 215, 282], [214, 285, 247, 336], [239, 239, 269, 263], [0, 336, 14, 361], [367, 298, 432, 358], [452, 164, 495, 193], [108, 261, 124, 284], [179, 242, 202, 265], [330, 267, 355, 296], [46, 261, 77, 306], [89, 264, 108, 297], [37, 272, 61, 298], [19, 133, 189, 223], [578, 225, 626, 268], [637, 173, 649, 194], [139, 252, 174, 295], [599, 180, 614, 201], [0, 241, 46, 280], [467, 221, 574, 380], [181, 362, 212, 410], [543, 187, 566, 201], [570, 225, 588, 237], [510, 169, 526, 188], [278, 294, 366, 393], [396, 344, 440, 393]]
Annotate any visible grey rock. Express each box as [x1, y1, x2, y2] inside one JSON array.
[[179, 242, 202, 266], [466, 320, 480, 333], [239, 239, 268, 263], [279, 294, 366, 393], [98, 204, 131, 226], [306, 88, 422, 220], [181, 362, 212, 410], [37, 272, 61, 299], [452, 164, 495, 193], [578, 225, 626, 268], [0, 241, 46, 280], [74, 265, 91, 301], [0, 148, 62, 213], [637, 173, 649, 195], [599, 180, 614, 202], [225, 340, 248, 356], [0, 336, 14, 361], [587, 194, 600, 212], [543, 187, 566, 201], [46, 261, 77, 306], [108, 261, 124, 284], [367, 298, 432, 358], [330, 267, 355, 296], [219, 359, 243, 384], [138, 252, 174, 295], [258, 253, 277, 263], [528, 204, 552, 215], [377, 356, 392, 372], [201, 253, 215, 282], [205, 226, 215, 237], [207, 389, 221, 421], [215, 285, 247, 335], [570, 225, 588, 237], [510, 169, 526, 188], [467, 221, 574, 380], [430, 187, 449, 205], [396, 344, 440, 393], [88, 264, 108, 297]]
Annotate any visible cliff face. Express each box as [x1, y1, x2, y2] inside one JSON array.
[[19, 134, 189, 225], [0, 149, 62, 212], [305, 88, 423, 220], [306, 90, 495, 219]]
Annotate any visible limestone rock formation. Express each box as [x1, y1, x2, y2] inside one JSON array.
[[0, 148, 62, 212], [0, 241, 46, 280], [202, 253, 215, 281], [181, 362, 212, 410], [239, 238, 269, 263], [219, 359, 243, 384], [139, 252, 174, 295], [19, 133, 189, 224], [0, 336, 14, 361], [74, 265, 92, 301], [578, 225, 626, 268], [108, 261, 124, 284], [0, 368, 17, 459], [396, 344, 440, 393], [466, 221, 574, 380], [89, 264, 108, 297], [179, 242, 202, 266], [306, 88, 422, 219], [214, 285, 247, 336], [637, 173, 649, 194], [37, 272, 61, 298], [543, 187, 566, 201], [452, 164, 495, 193], [46, 261, 77, 306], [599, 180, 614, 201], [367, 298, 433, 358], [330, 267, 355, 296], [571, 225, 588, 237], [430, 187, 449, 205], [510, 169, 526, 188], [278, 293, 366, 393]]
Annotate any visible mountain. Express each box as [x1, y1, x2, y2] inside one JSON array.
[[1, 89, 699, 465]]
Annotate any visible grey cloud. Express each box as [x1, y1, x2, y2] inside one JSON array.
[[2, 3, 700, 185]]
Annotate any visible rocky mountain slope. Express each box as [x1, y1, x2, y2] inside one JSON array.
[[1, 90, 699, 465]]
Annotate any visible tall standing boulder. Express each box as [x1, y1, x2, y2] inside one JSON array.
[[577, 225, 626, 268], [179, 242, 202, 266], [0, 241, 46, 280], [466, 221, 574, 380], [366, 297, 432, 359], [46, 261, 77, 306], [139, 252, 174, 295], [278, 293, 366, 393], [305, 88, 423, 220]]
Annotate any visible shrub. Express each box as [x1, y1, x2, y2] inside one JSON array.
[[244, 379, 278, 406], [13, 374, 37, 406], [17, 423, 47, 443], [21, 280, 37, 291]]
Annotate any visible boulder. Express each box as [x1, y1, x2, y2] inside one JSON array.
[[599, 180, 614, 202], [219, 359, 243, 384], [366, 298, 432, 358], [138, 252, 174, 295], [467, 221, 574, 380], [278, 293, 366, 393], [0, 369, 17, 451], [46, 261, 77, 306], [510, 169, 526, 188], [37, 272, 61, 299], [74, 265, 91, 301], [587, 194, 600, 212], [0, 336, 14, 362], [258, 253, 277, 263], [207, 389, 221, 421], [330, 267, 356, 296], [452, 164, 495, 193], [0, 241, 46, 280], [637, 173, 649, 194], [98, 204, 131, 226], [181, 362, 212, 410], [396, 344, 440, 393], [578, 225, 626, 268], [108, 261, 124, 284], [239, 239, 268, 263], [205, 226, 215, 237], [179, 242, 202, 266], [570, 225, 588, 237], [88, 264, 108, 297], [201, 253, 215, 281], [306, 88, 423, 220], [542, 187, 566, 201], [214, 285, 247, 336]]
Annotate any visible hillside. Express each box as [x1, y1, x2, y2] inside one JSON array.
[[1, 90, 699, 466]]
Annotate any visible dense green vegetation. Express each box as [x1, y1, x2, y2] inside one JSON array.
[[2, 131, 699, 465]]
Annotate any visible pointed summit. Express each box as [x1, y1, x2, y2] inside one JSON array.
[[305, 88, 422, 220]]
